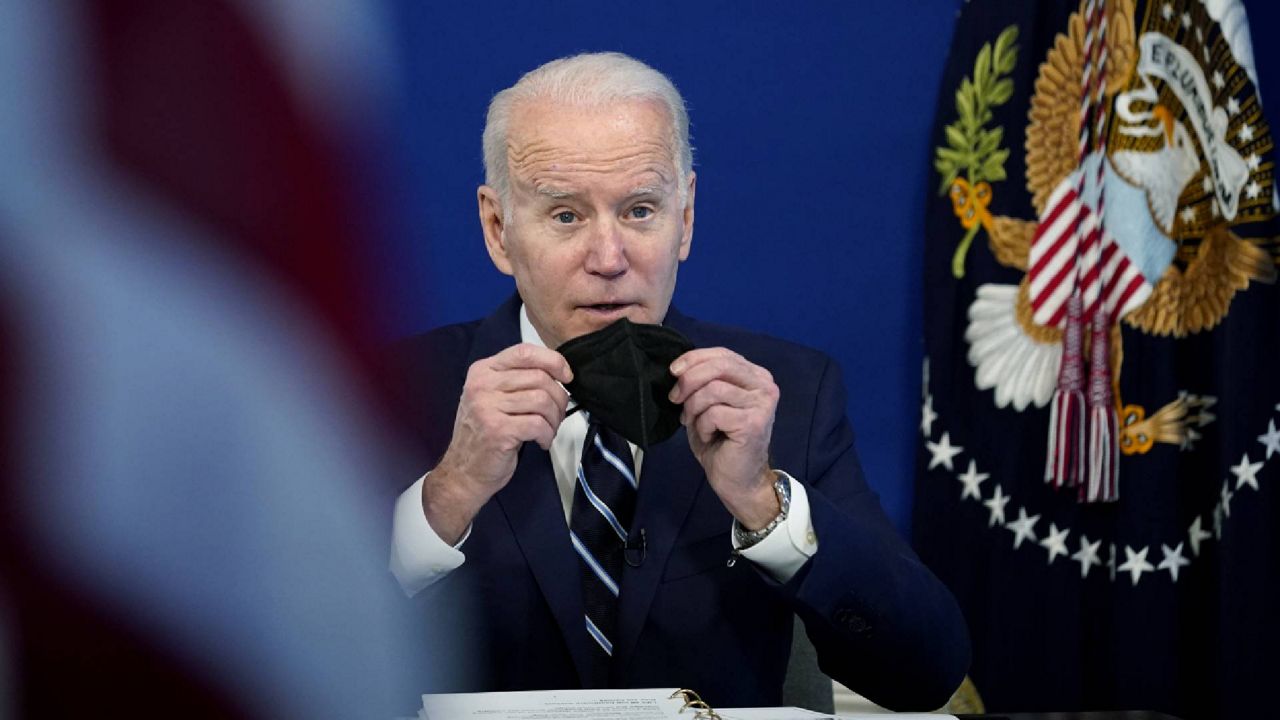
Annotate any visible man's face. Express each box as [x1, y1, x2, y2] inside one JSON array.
[[478, 98, 695, 349]]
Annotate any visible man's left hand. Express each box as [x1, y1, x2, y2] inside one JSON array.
[[670, 348, 781, 530]]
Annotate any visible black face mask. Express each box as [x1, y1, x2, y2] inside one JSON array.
[[556, 318, 694, 449]]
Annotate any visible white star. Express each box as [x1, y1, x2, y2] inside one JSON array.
[[1202, 174, 1215, 193], [1227, 96, 1241, 115], [1247, 153, 1262, 171], [1189, 516, 1212, 556], [1197, 28, 1205, 44], [1180, 206, 1197, 224], [926, 432, 962, 471], [1006, 507, 1040, 550], [1212, 70, 1225, 89], [1072, 535, 1102, 578], [1107, 543, 1118, 582], [1257, 420, 1280, 459], [957, 460, 988, 501], [1212, 504, 1224, 539], [1158, 542, 1191, 582], [1039, 523, 1071, 564], [1231, 453, 1263, 491], [1240, 124, 1256, 142], [1162, 3, 1173, 20], [1221, 481, 1235, 516], [1246, 180, 1263, 200], [921, 394, 938, 437], [1118, 545, 1155, 586], [984, 485, 1010, 528], [1203, 46, 1212, 64], [1181, 12, 1191, 29]]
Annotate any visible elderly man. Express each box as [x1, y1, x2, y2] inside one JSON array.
[[388, 52, 969, 710]]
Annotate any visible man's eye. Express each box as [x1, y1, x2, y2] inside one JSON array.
[[629, 206, 653, 219], [554, 211, 577, 224]]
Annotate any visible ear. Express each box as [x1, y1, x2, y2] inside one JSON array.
[[478, 185, 514, 276], [678, 171, 696, 261]]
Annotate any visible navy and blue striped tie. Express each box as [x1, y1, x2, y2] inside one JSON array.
[[569, 416, 637, 682]]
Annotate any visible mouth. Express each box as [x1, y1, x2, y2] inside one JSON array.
[[579, 302, 637, 318]]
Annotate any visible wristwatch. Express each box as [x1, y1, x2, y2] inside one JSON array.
[[732, 471, 791, 550]]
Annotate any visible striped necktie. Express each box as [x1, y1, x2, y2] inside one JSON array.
[[569, 416, 637, 684]]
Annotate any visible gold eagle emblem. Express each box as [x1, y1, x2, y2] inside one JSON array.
[[953, 0, 1278, 454]]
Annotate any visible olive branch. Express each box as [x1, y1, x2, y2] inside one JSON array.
[[935, 25, 1018, 278]]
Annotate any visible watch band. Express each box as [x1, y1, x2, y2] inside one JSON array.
[[732, 471, 791, 550]]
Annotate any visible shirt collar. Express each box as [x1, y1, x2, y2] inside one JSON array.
[[518, 304, 547, 348]]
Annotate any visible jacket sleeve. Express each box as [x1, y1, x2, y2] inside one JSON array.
[[772, 355, 971, 711]]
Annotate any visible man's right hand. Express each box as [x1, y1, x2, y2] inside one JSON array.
[[423, 343, 573, 544]]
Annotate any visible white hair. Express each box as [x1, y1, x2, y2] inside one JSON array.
[[481, 52, 693, 209]]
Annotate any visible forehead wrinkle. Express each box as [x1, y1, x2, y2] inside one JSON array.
[[508, 131, 675, 168], [517, 154, 675, 195], [510, 144, 674, 172]]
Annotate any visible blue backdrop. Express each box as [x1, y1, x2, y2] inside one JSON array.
[[379, 1, 1280, 537]]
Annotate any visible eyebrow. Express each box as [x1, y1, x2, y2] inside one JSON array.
[[627, 185, 664, 198], [536, 186, 575, 200], [535, 184, 666, 201]]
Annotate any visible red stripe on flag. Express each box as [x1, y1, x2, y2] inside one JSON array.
[[1033, 248, 1083, 321], [1028, 191, 1081, 275], [1112, 272, 1148, 319]]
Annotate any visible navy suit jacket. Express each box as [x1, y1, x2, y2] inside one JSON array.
[[389, 295, 969, 711]]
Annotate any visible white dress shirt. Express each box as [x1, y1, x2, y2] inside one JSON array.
[[390, 306, 818, 597]]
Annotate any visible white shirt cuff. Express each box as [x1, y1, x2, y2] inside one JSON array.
[[389, 473, 467, 597], [732, 471, 818, 583]]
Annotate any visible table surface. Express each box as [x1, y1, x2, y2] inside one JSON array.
[[402, 707, 1185, 719]]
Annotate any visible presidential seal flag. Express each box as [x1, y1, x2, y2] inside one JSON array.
[[915, 1, 1280, 716]]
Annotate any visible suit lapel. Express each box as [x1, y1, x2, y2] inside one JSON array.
[[471, 294, 595, 686], [466, 293, 523, 364], [613, 424, 707, 669], [494, 445, 594, 687]]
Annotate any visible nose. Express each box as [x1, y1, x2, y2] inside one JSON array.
[[584, 219, 628, 277]]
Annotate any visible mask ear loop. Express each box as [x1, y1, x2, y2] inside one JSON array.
[[557, 381, 583, 417]]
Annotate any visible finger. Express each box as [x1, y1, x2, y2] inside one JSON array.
[[489, 343, 573, 383], [488, 368, 574, 400], [494, 387, 569, 429], [670, 347, 739, 376], [670, 352, 772, 403], [691, 404, 739, 444], [679, 379, 753, 424], [506, 412, 559, 450]]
